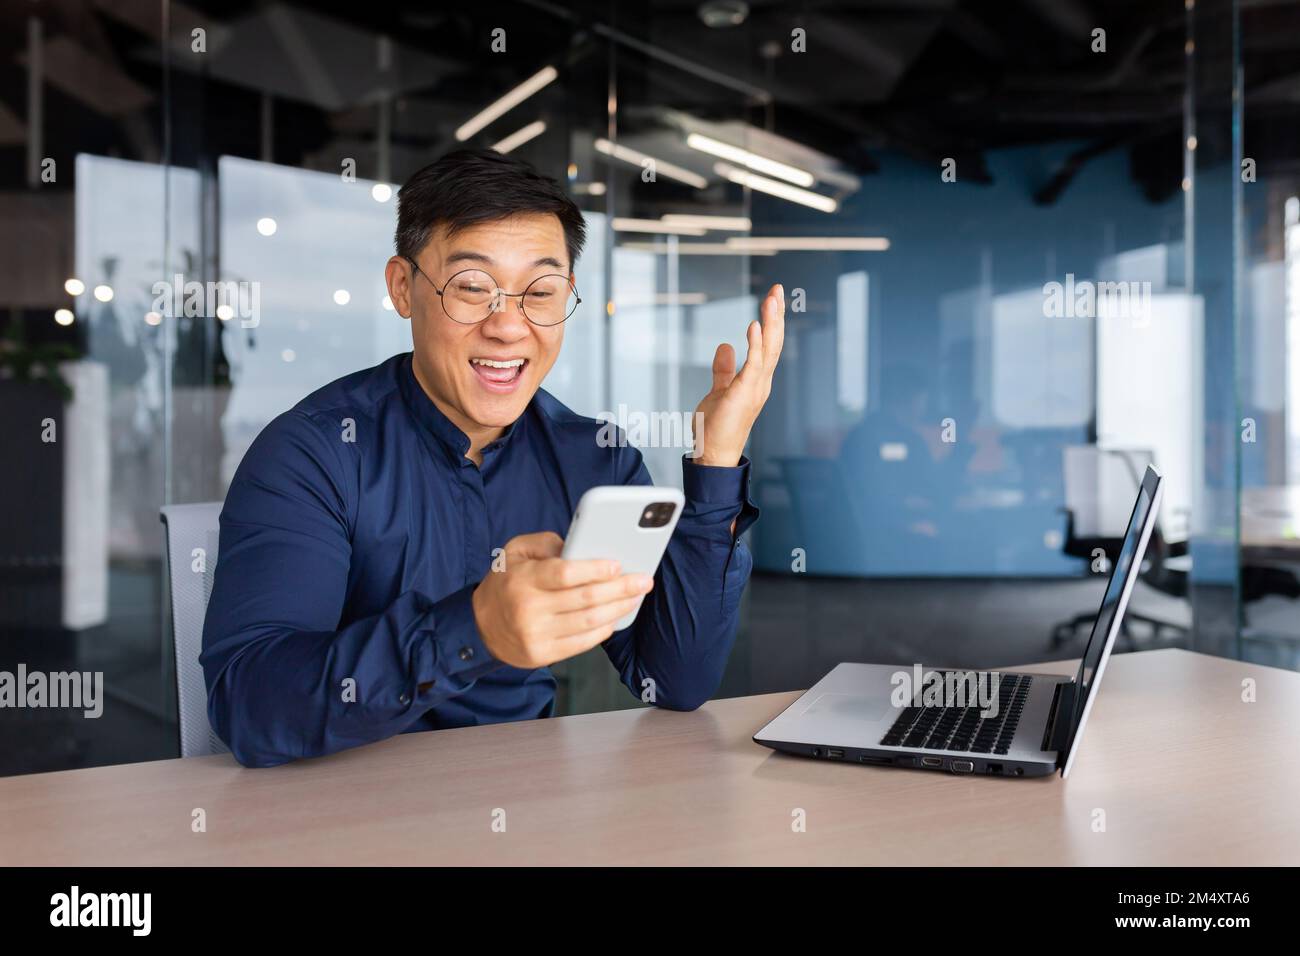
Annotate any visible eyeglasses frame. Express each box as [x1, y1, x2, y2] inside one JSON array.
[[404, 255, 581, 327]]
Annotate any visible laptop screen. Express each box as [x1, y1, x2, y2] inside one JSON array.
[[1062, 467, 1162, 762]]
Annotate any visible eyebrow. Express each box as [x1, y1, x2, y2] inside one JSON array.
[[445, 250, 567, 271]]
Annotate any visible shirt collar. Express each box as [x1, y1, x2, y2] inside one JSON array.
[[398, 353, 525, 463]]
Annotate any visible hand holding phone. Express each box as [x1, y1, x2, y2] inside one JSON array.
[[471, 531, 655, 670], [561, 486, 684, 630]]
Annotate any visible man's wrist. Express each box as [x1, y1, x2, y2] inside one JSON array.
[[690, 450, 741, 468]]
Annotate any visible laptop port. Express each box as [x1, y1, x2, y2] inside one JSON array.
[[951, 760, 974, 774], [859, 755, 894, 766], [987, 763, 1004, 775], [920, 756, 943, 768], [825, 748, 845, 759]]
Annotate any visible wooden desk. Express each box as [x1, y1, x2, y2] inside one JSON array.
[[2, 649, 1297, 865]]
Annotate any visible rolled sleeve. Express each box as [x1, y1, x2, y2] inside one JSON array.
[[681, 455, 762, 541]]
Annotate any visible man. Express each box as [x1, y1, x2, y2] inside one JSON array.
[[201, 148, 783, 767]]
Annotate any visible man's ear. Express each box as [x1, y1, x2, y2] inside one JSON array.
[[385, 256, 414, 319]]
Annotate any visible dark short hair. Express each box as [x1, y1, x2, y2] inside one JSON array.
[[395, 148, 586, 271]]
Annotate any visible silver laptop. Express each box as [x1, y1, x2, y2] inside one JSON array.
[[754, 465, 1163, 779]]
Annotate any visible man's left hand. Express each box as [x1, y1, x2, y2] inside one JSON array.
[[692, 283, 786, 468]]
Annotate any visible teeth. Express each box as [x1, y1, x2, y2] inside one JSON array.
[[471, 358, 525, 369]]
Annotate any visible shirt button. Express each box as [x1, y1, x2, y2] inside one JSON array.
[[459, 646, 475, 662], [398, 692, 411, 706]]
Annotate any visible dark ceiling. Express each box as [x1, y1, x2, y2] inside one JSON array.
[[2, 0, 1300, 203]]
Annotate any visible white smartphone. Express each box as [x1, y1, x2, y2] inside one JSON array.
[[561, 485, 686, 630]]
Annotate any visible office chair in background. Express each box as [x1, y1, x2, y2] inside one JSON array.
[[1051, 446, 1189, 649], [160, 502, 228, 758]]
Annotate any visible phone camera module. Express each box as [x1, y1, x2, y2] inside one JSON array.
[[638, 502, 677, 528]]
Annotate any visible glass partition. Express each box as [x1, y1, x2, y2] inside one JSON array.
[[1236, 0, 1300, 669]]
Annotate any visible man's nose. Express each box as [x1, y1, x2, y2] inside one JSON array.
[[481, 294, 530, 337]]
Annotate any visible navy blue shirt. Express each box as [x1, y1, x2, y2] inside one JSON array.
[[200, 353, 758, 767]]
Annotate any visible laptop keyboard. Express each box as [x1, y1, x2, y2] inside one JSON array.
[[879, 672, 1032, 755]]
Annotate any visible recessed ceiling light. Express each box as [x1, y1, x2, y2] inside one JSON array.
[[725, 236, 889, 252], [687, 132, 814, 187], [492, 120, 547, 154], [661, 213, 751, 232], [698, 1, 749, 28], [594, 138, 708, 189], [456, 67, 557, 141], [612, 218, 707, 235], [714, 162, 838, 213]]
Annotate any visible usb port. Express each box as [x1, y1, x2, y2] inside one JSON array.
[[825, 748, 845, 759], [920, 756, 943, 768], [859, 755, 894, 766]]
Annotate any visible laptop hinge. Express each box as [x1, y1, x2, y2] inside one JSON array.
[[1040, 681, 1079, 758]]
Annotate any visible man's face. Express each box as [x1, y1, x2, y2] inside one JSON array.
[[389, 213, 570, 435]]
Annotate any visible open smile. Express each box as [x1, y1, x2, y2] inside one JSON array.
[[469, 357, 529, 393]]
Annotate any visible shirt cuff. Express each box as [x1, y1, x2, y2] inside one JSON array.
[[418, 585, 502, 698], [681, 455, 761, 539]]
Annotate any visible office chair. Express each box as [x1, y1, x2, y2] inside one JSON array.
[[1051, 446, 1189, 649], [160, 502, 229, 758]]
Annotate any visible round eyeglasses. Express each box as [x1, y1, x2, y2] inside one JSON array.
[[406, 257, 580, 327]]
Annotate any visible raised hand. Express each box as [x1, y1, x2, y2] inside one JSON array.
[[692, 283, 786, 468]]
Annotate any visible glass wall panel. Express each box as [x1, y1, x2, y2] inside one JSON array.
[[1, 4, 174, 774], [1237, 0, 1300, 669]]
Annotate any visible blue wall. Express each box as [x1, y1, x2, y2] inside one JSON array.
[[749, 143, 1184, 577]]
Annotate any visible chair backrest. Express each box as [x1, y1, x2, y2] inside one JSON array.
[[160, 502, 229, 758], [1063, 445, 1155, 539]]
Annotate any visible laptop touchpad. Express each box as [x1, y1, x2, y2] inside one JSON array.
[[800, 692, 890, 722]]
